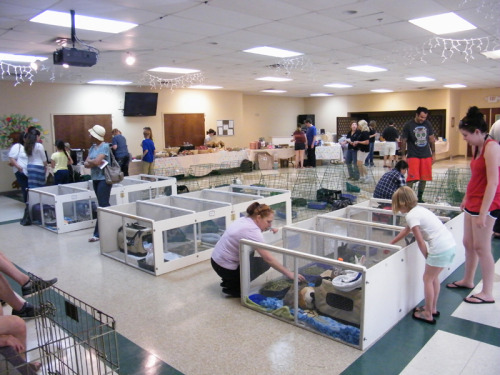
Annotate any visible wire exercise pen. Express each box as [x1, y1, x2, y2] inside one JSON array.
[[0, 274, 120, 375], [420, 167, 471, 205]]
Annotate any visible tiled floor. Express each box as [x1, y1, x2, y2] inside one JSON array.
[[1, 157, 499, 375]]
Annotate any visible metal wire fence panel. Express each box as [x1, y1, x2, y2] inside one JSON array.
[[291, 169, 319, 201], [0, 274, 120, 375], [258, 173, 293, 190], [421, 168, 470, 205]]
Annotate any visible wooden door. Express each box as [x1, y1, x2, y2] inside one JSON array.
[[163, 113, 205, 147], [53, 114, 112, 159]]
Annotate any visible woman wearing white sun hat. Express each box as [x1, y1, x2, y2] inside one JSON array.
[[84, 124, 111, 242]]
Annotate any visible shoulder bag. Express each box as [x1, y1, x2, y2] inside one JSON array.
[[104, 148, 124, 184]]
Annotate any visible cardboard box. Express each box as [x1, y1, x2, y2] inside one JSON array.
[[257, 152, 274, 170]]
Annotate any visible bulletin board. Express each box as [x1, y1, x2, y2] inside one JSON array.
[[217, 120, 234, 136]]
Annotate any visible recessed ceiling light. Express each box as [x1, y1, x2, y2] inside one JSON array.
[[149, 67, 200, 74], [243, 46, 302, 58], [310, 93, 334, 97], [371, 89, 394, 93], [189, 85, 223, 89], [481, 49, 500, 59], [125, 54, 136, 66], [406, 76, 435, 82], [260, 89, 287, 93], [443, 84, 467, 88], [347, 65, 387, 73], [0, 53, 48, 63], [256, 77, 292, 82], [409, 12, 476, 35], [30, 10, 137, 34], [324, 83, 352, 88], [88, 80, 132, 85]]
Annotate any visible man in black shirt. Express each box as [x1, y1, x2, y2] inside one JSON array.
[[401, 107, 436, 203], [381, 121, 399, 168]]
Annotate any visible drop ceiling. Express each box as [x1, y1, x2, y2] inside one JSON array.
[[0, 0, 499, 97]]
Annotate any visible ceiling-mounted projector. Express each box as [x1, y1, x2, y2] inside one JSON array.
[[53, 47, 97, 67]]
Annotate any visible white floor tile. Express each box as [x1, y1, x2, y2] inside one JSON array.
[[451, 259, 500, 329], [400, 331, 500, 375]]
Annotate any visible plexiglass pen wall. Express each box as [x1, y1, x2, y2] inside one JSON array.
[[27, 176, 177, 233], [99, 196, 233, 275], [240, 200, 466, 350], [189, 185, 293, 227]]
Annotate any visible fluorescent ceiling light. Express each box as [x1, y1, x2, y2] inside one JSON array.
[[481, 49, 500, 59], [149, 67, 200, 74], [260, 89, 286, 93], [406, 76, 435, 82], [310, 93, 333, 97], [324, 83, 352, 88], [409, 12, 476, 35], [443, 84, 467, 88], [256, 77, 292, 82], [30, 10, 137, 34], [243, 46, 302, 58], [0, 53, 48, 63], [347, 65, 387, 73], [189, 85, 223, 90], [88, 80, 132, 85], [371, 89, 394, 93]]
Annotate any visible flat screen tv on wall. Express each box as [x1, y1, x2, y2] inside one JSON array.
[[123, 92, 158, 116]]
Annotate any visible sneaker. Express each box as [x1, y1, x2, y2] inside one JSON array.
[[22, 276, 57, 296], [88, 236, 100, 242], [12, 302, 39, 319]]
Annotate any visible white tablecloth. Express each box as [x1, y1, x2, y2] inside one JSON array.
[[315, 144, 342, 161], [247, 148, 295, 162], [375, 140, 448, 154]]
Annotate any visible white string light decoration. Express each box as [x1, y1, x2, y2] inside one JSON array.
[[0, 61, 37, 86], [140, 72, 205, 91], [267, 56, 316, 79]]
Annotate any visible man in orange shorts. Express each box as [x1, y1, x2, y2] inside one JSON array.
[[400, 107, 435, 203]]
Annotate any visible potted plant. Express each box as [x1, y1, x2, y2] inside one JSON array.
[[0, 114, 45, 149]]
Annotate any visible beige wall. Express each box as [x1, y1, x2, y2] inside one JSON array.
[[1, 80, 499, 193], [241, 95, 305, 145]]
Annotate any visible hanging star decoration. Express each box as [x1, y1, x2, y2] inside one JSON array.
[[0, 61, 37, 86], [140, 72, 205, 91]]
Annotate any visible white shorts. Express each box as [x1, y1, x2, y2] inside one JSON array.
[[357, 150, 368, 162], [384, 142, 397, 156]]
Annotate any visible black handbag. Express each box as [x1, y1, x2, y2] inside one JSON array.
[[20, 204, 32, 226]]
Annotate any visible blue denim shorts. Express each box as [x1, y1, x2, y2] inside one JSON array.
[[427, 247, 456, 268]]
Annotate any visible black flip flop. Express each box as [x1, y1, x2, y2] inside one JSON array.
[[463, 295, 495, 304], [412, 311, 436, 325], [414, 306, 440, 317], [446, 281, 473, 289]]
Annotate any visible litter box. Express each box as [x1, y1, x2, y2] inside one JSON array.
[[307, 201, 328, 210], [277, 210, 297, 219], [259, 278, 293, 299], [298, 262, 331, 283]]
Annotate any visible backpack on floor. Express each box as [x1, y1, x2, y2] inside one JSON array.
[[31, 204, 56, 225], [313, 269, 362, 327], [117, 222, 153, 257]]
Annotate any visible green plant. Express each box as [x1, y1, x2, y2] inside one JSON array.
[[0, 114, 45, 148]]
